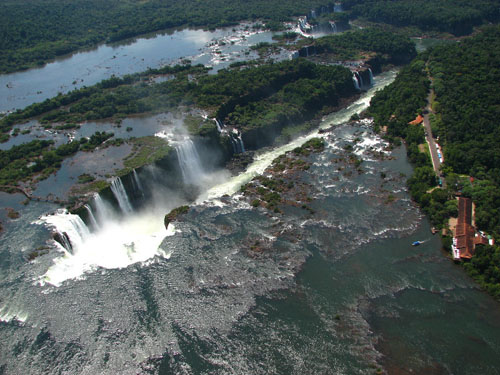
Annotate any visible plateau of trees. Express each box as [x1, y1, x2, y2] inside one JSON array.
[[341, 0, 500, 36], [313, 28, 417, 64], [0, 0, 331, 73]]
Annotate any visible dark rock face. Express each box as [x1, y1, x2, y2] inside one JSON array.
[[164, 205, 190, 229]]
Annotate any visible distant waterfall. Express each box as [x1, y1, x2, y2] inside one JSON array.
[[357, 72, 364, 88], [110, 177, 133, 214], [334, 3, 343, 12], [352, 73, 360, 90], [330, 21, 337, 33], [229, 130, 245, 154], [215, 119, 223, 133], [175, 139, 205, 185], [132, 169, 144, 197], [237, 134, 245, 153], [368, 68, 374, 85], [84, 204, 99, 230]]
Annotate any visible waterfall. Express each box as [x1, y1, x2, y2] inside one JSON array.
[[368, 68, 374, 85], [237, 134, 245, 153], [84, 204, 99, 230], [334, 3, 343, 12], [215, 119, 223, 133], [93, 193, 114, 225], [352, 73, 360, 90], [110, 177, 133, 214], [175, 139, 205, 185], [41, 209, 90, 253], [357, 72, 364, 88], [330, 21, 337, 33], [132, 169, 144, 197]]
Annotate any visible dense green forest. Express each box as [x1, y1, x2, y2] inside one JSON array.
[[369, 26, 500, 299], [341, 0, 500, 36], [0, 0, 330, 73], [313, 28, 416, 64]]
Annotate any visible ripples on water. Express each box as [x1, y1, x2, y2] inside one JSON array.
[[2, 71, 500, 374]]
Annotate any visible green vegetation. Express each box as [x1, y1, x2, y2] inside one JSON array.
[[369, 26, 500, 299], [0, 0, 333, 73], [342, 0, 500, 36], [0, 131, 116, 187], [313, 28, 417, 64], [121, 136, 172, 174], [463, 244, 500, 299]]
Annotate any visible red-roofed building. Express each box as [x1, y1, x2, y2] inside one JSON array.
[[409, 114, 424, 125], [452, 197, 490, 260]]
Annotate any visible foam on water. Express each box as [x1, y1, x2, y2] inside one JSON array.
[[36, 209, 177, 287], [197, 71, 397, 202]]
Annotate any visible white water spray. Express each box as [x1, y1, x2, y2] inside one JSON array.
[[198, 70, 397, 202], [175, 138, 205, 185], [84, 204, 99, 230], [110, 177, 133, 214]]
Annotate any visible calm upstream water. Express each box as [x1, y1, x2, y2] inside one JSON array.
[[1, 71, 500, 374], [0, 25, 277, 113]]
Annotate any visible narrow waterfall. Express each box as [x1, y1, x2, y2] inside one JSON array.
[[330, 21, 337, 33], [368, 68, 374, 85], [84, 204, 99, 230], [352, 73, 360, 90], [93, 193, 114, 224], [132, 169, 144, 197], [237, 134, 245, 153], [110, 177, 133, 214], [357, 72, 364, 88], [175, 139, 205, 185], [334, 3, 343, 12], [215, 119, 223, 133]]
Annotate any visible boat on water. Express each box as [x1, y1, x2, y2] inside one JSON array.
[[412, 241, 422, 246]]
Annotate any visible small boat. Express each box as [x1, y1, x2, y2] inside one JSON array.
[[412, 241, 422, 246]]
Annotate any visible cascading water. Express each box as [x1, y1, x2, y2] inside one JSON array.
[[175, 138, 205, 185], [40, 209, 91, 253], [330, 21, 337, 33], [368, 68, 374, 85], [352, 73, 360, 90], [215, 119, 223, 132], [84, 204, 99, 230], [93, 193, 114, 225], [237, 134, 245, 153], [358, 72, 364, 88], [110, 177, 133, 214], [132, 169, 144, 197]]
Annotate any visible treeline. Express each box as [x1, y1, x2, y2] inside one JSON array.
[[0, 64, 209, 135], [426, 26, 500, 240], [341, 0, 500, 36], [313, 28, 416, 64], [1, 29, 416, 137], [368, 59, 456, 227], [0, 0, 330, 73], [369, 26, 500, 300], [0, 132, 115, 187]]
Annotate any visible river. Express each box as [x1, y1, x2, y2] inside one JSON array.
[[1, 67, 500, 374], [0, 24, 277, 113]]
